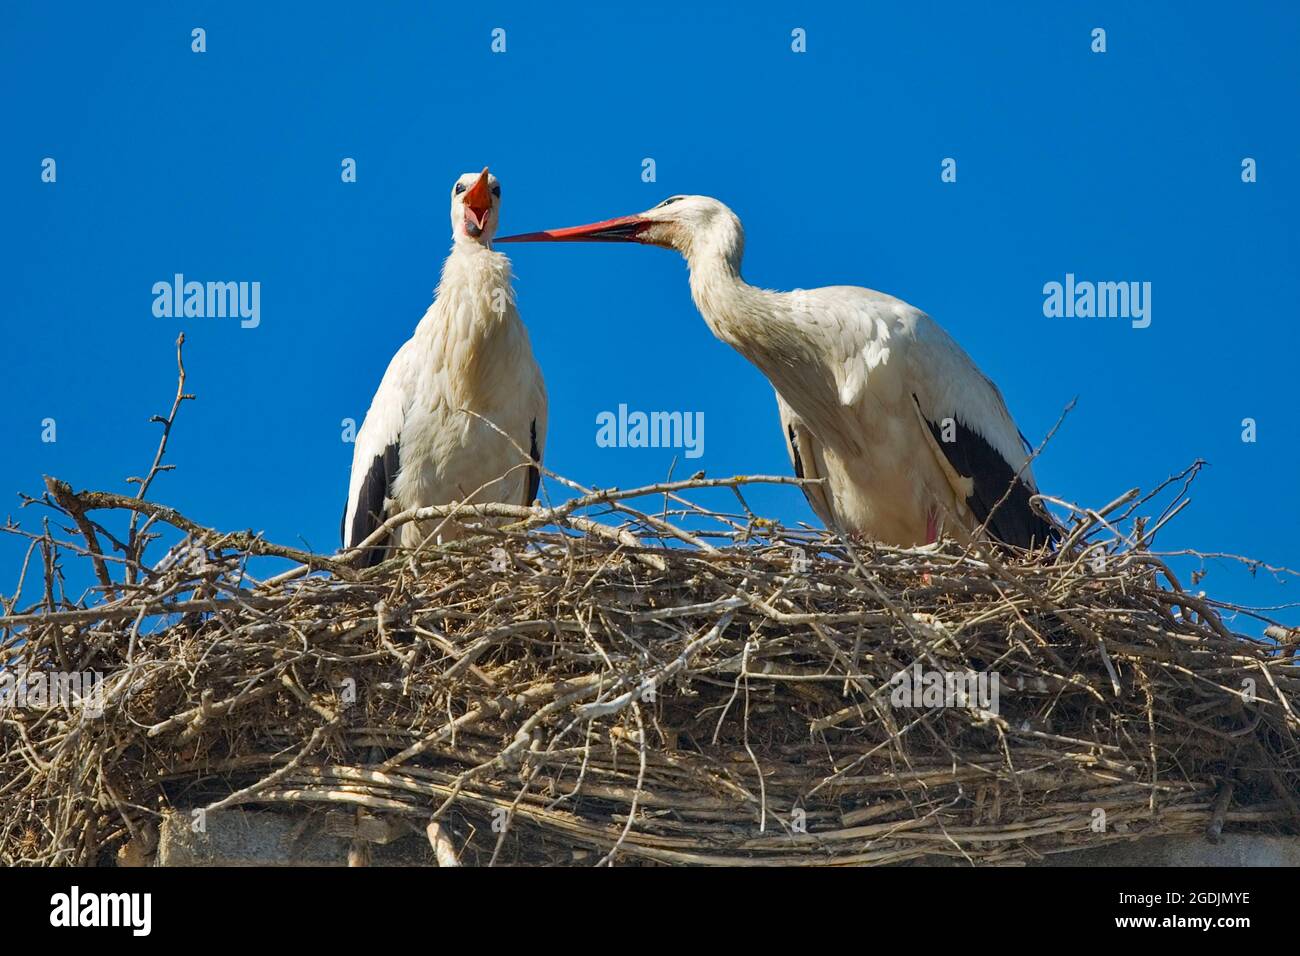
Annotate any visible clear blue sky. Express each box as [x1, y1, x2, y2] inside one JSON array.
[[2, 2, 1297, 632]]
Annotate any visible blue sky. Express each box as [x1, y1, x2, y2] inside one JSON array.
[[2, 2, 1297, 632]]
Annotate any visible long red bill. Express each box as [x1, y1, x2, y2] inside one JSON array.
[[496, 214, 649, 243]]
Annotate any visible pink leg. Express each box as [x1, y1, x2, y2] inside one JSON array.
[[925, 508, 939, 546]]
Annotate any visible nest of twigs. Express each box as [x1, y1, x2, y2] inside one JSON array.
[[2, 465, 1298, 866]]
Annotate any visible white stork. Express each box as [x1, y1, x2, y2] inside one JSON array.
[[343, 168, 547, 565], [499, 195, 1052, 549]]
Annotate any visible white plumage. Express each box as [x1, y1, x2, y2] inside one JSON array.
[[499, 195, 1051, 548], [343, 169, 547, 564]]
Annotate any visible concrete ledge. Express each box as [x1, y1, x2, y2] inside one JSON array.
[[1043, 834, 1300, 867], [154, 809, 437, 866]]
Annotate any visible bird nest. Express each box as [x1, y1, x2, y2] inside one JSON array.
[[2, 468, 1298, 866]]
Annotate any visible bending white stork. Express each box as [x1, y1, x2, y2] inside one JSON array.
[[343, 168, 547, 565], [499, 195, 1052, 549]]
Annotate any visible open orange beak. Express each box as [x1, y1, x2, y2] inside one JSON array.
[[496, 214, 651, 244], [463, 167, 493, 234]]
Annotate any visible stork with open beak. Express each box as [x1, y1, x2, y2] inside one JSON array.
[[499, 196, 1053, 549], [342, 168, 547, 565]]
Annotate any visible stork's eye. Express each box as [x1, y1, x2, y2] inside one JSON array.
[[491, 184, 501, 198], [656, 196, 684, 208], [454, 183, 467, 195]]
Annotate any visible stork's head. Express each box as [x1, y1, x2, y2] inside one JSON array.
[[497, 194, 744, 268], [451, 168, 501, 244]]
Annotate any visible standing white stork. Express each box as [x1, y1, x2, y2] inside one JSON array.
[[499, 195, 1052, 549], [343, 168, 547, 565]]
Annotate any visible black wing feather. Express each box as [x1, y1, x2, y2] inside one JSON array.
[[915, 396, 1055, 548], [788, 424, 806, 480], [343, 441, 400, 568], [787, 423, 826, 516], [525, 420, 541, 506]]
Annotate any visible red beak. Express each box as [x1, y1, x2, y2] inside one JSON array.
[[463, 167, 493, 232], [496, 214, 651, 244]]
